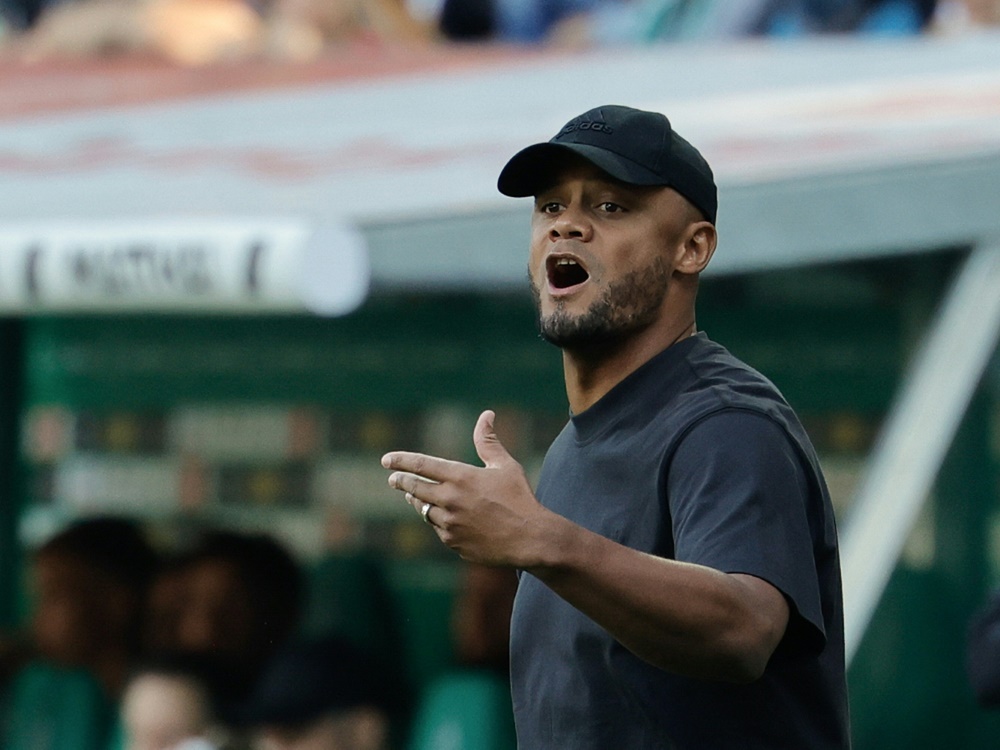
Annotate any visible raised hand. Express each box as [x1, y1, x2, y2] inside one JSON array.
[[382, 410, 552, 568]]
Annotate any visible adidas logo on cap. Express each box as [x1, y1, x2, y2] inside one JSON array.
[[556, 113, 613, 138]]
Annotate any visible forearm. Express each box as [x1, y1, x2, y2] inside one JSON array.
[[524, 513, 787, 683], [380, 413, 789, 682]]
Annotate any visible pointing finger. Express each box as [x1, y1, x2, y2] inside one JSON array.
[[381, 451, 464, 481]]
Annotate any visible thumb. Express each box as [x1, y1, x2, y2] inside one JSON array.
[[473, 409, 511, 468]]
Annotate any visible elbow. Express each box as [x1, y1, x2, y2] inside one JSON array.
[[715, 621, 784, 684], [706, 640, 770, 683], [721, 648, 769, 684], [716, 582, 789, 683], [635, 632, 774, 683]]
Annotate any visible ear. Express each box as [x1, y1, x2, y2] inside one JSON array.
[[673, 221, 717, 276]]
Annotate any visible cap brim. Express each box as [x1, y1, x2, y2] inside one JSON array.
[[237, 689, 334, 728], [497, 142, 666, 197]]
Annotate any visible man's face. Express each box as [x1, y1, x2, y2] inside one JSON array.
[[527, 160, 694, 352], [32, 553, 118, 664], [173, 559, 255, 659]]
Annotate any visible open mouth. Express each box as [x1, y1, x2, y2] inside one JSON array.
[[546, 255, 590, 290]]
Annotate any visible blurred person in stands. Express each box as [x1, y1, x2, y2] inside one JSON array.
[[239, 634, 397, 750], [120, 652, 236, 750], [451, 563, 517, 675], [1, 517, 156, 750], [437, 0, 493, 38], [9, 0, 264, 64], [9, 0, 432, 64], [263, 0, 433, 60], [931, 0, 1000, 30], [727, 0, 936, 36], [28, 516, 156, 698], [0, 0, 46, 32], [537, 0, 937, 47], [143, 530, 304, 707]]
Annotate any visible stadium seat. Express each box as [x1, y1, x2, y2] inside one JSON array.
[[406, 670, 515, 750], [383, 558, 461, 690], [302, 551, 404, 658]]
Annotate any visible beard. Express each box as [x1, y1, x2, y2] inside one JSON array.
[[529, 254, 671, 354]]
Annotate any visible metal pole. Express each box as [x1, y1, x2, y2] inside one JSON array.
[[841, 241, 1000, 663], [0, 318, 24, 628]]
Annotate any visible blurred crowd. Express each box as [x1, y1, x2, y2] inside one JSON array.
[[0, 516, 518, 750], [0, 0, 997, 65]]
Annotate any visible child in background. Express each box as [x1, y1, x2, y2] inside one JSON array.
[[119, 653, 236, 750]]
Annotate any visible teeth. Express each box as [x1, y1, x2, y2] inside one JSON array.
[[556, 259, 578, 266]]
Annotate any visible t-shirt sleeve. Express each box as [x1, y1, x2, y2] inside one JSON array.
[[666, 409, 826, 652]]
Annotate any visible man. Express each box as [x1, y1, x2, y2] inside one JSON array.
[[382, 105, 850, 748], [29, 517, 156, 698], [143, 529, 304, 703], [3, 517, 156, 750]]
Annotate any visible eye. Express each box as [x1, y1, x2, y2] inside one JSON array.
[[599, 202, 625, 213], [538, 202, 562, 214]]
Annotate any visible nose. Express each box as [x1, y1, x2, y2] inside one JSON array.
[[549, 205, 592, 242]]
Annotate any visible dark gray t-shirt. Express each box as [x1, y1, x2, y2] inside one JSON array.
[[509, 334, 850, 749]]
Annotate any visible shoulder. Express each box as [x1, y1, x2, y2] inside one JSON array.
[[655, 338, 825, 484], [685, 335, 784, 396], [660, 335, 794, 432], [670, 408, 803, 478]]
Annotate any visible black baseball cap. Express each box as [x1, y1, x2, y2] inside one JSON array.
[[497, 104, 717, 224], [238, 635, 396, 727]]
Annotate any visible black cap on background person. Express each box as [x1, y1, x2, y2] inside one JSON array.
[[239, 634, 398, 750]]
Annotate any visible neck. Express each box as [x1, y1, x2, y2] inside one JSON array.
[[562, 318, 696, 414]]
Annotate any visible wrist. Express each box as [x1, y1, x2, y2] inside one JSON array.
[[520, 510, 588, 577]]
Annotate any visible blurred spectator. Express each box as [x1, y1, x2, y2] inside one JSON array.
[[9, 0, 433, 64], [438, 0, 493, 38], [12, 0, 263, 64], [489, 0, 937, 46], [757, 0, 937, 35], [120, 652, 235, 750], [264, 0, 433, 60], [0, 517, 156, 750], [30, 516, 156, 697], [239, 634, 398, 750], [932, 0, 1000, 31], [450, 563, 517, 676], [859, 0, 937, 33], [143, 530, 304, 704], [0, 0, 50, 32]]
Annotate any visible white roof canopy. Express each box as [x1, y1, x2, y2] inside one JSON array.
[[1, 35, 999, 309]]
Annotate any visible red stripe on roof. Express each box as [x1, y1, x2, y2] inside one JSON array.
[[0, 43, 546, 121]]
